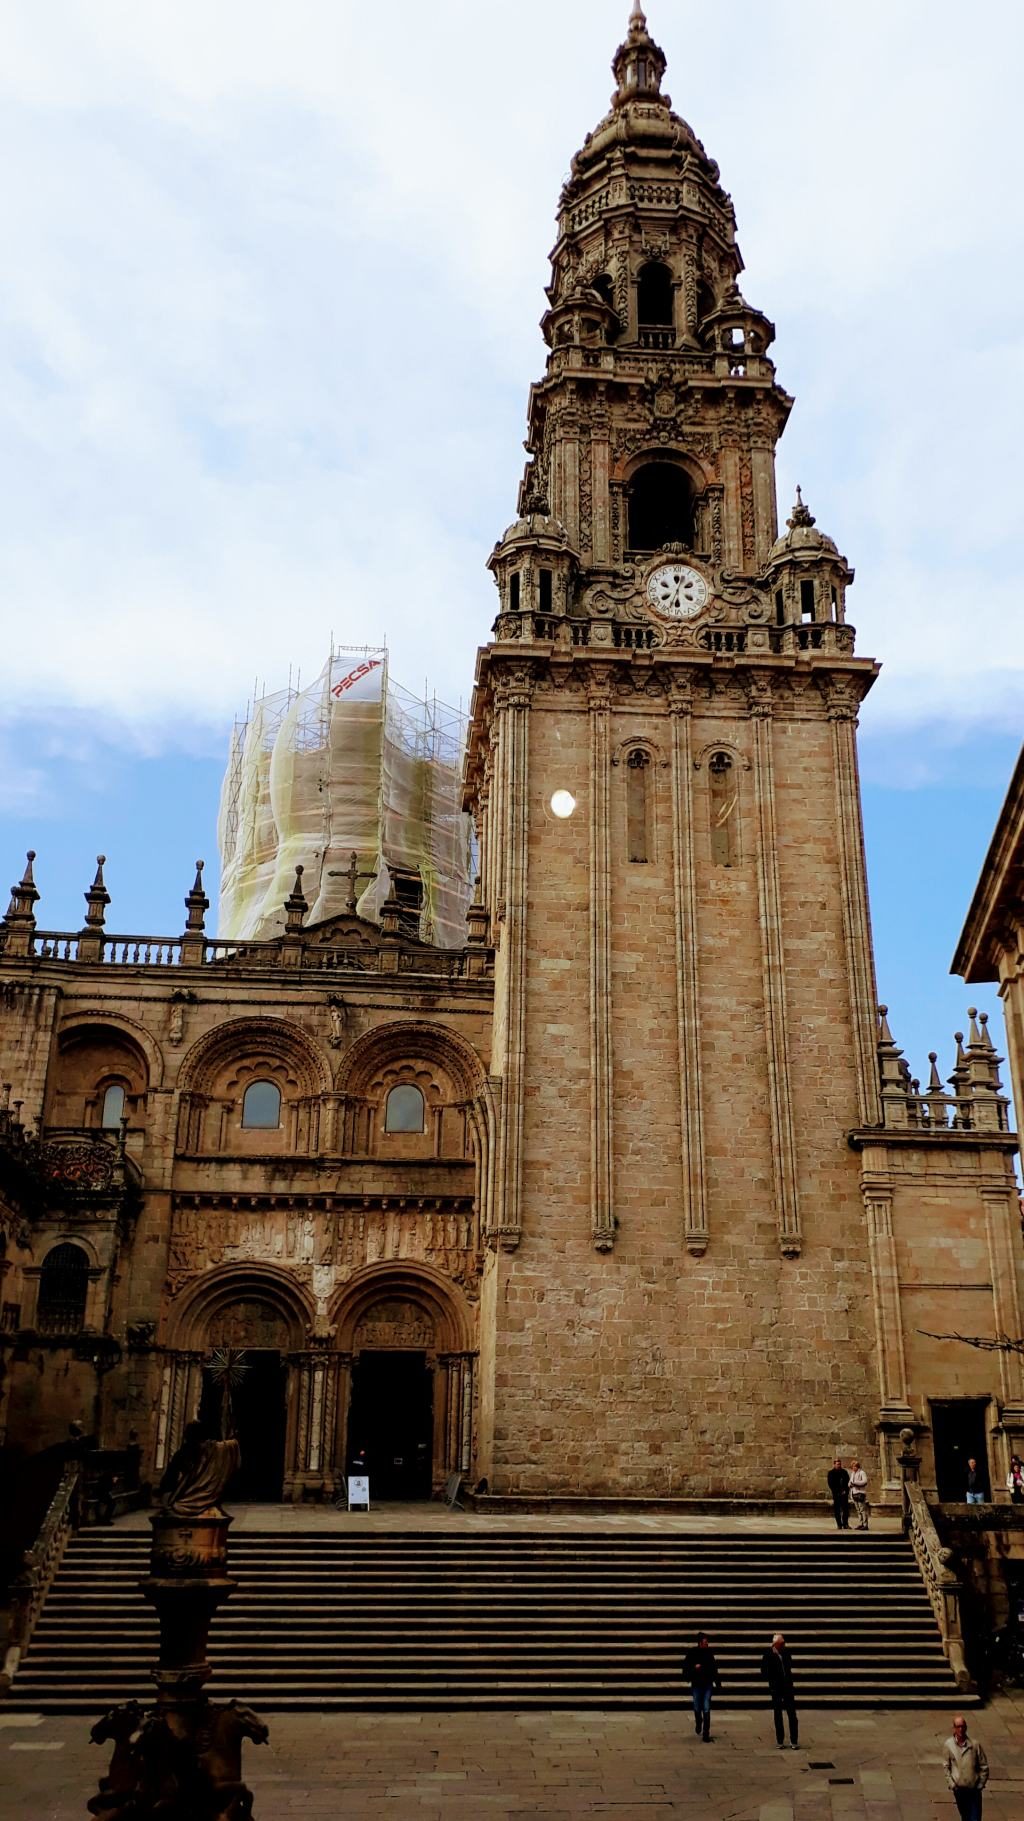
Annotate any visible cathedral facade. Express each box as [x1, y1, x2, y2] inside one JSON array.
[[1, 6, 1022, 1505]]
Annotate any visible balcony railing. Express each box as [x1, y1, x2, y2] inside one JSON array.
[[10, 932, 492, 981]]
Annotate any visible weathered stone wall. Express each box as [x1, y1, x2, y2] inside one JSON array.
[[482, 688, 878, 1499]]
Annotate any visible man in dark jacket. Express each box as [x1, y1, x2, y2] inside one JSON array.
[[827, 1458, 850, 1530], [681, 1630, 722, 1741], [760, 1632, 798, 1748]]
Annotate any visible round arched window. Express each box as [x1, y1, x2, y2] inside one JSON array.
[[385, 1084, 425, 1133], [37, 1242, 89, 1335], [100, 1083, 126, 1129], [241, 1080, 282, 1129]]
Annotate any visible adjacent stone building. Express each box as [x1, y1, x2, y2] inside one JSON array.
[[2, 6, 1022, 1506]]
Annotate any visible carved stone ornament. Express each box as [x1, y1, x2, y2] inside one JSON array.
[[41, 1137, 115, 1193]]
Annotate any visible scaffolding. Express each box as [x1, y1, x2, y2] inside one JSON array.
[[216, 648, 475, 948]]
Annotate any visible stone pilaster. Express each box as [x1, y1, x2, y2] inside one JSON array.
[[746, 674, 801, 1255], [825, 677, 881, 1125], [668, 678, 707, 1255], [588, 672, 615, 1251], [488, 671, 533, 1251]]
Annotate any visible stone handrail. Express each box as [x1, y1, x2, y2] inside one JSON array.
[[1, 1463, 81, 1691], [903, 1478, 971, 1690]]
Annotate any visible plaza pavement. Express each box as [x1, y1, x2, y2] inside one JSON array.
[[3, 1699, 1023, 1820]]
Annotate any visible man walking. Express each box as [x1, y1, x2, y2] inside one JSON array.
[[943, 1715, 988, 1819], [827, 1457, 850, 1530], [849, 1459, 870, 1529], [759, 1632, 798, 1749], [681, 1630, 722, 1742]]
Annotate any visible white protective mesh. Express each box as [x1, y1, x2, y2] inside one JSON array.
[[216, 650, 475, 947]]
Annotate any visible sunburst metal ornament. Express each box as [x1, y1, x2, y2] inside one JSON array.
[[203, 1346, 251, 1438]]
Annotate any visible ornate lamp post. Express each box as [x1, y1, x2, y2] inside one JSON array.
[[88, 1358, 268, 1817]]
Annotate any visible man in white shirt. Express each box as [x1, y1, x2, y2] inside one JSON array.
[[943, 1715, 988, 1820]]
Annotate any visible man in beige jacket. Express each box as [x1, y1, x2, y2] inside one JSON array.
[[943, 1716, 989, 1820]]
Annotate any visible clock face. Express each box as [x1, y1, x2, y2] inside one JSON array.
[[646, 563, 709, 619]]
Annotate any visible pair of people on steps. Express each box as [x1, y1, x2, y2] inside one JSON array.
[[827, 1456, 869, 1529], [680, 1631, 798, 1749]]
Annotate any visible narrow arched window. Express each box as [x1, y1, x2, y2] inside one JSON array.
[[242, 1079, 282, 1129], [628, 463, 694, 552], [709, 752, 738, 867], [385, 1084, 425, 1133], [100, 1083, 126, 1129], [626, 750, 653, 864], [37, 1242, 89, 1335], [637, 261, 673, 327]]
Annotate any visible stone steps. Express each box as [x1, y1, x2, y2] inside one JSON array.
[[6, 1527, 974, 1712]]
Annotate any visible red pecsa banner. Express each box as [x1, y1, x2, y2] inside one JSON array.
[[330, 655, 384, 701]]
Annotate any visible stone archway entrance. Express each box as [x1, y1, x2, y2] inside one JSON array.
[[334, 1271, 477, 1499], [196, 1299, 290, 1501], [347, 1299, 436, 1500]]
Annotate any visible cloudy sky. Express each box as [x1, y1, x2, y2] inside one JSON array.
[[1, 0, 1021, 1102]]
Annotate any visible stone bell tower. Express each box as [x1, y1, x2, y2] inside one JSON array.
[[464, 4, 885, 1498]]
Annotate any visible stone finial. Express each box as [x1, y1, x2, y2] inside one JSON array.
[[629, 0, 648, 30], [877, 1005, 912, 1125], [184, 860, 209, 933], [927, 1052, 943, 1092], [83, 855, 110, 930], [6, 851, 39, 922], [788, 486, 815, 530], [963, 1006, 1006, 1126], [3, 852, 40, 954], [284, 864, 308, 935]]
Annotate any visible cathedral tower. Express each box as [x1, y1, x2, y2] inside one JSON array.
[[465, 5, 885, 1496]]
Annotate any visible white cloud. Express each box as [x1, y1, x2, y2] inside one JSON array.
[[0, 0, 1021, 755]]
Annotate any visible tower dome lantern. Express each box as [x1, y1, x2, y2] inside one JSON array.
[[611, 2, 669, 108]]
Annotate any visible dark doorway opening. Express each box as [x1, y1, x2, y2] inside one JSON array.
[[199, 1350, 287, 1502], [348, 1350, 434, 1500], [931, 1398, 990, 1502]]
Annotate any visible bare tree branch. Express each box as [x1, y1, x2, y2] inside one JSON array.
[[918, 1328, 1024, 1356]]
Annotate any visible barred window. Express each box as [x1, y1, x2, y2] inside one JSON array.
[[37, 1243, 89, 1335]]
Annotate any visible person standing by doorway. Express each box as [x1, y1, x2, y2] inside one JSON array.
[[849, 1460, 870, 1529], [965, 1458, 986, 1505], [681, 1631, 722, 1742], [943, 1715, 988, 1819], [1007, 1454, 1024, 1504], [827, 1457, 850, 1530], [759, 1632, 798, 1750]]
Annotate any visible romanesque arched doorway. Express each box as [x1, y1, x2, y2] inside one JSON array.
[[332, 1266, 477, 1501], [197, 1297, 291, 1501], [158, 1267, 315, 1503]]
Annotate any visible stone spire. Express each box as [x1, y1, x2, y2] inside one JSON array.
[[2, 852, 40, 958], [181, 859, 210, 964], [83, 856, 110, 929], [284, 865, 308, 935], [78, 854, 111, 962]]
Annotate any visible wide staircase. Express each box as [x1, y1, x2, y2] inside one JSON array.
[[6, 1528, 971, 1712]]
